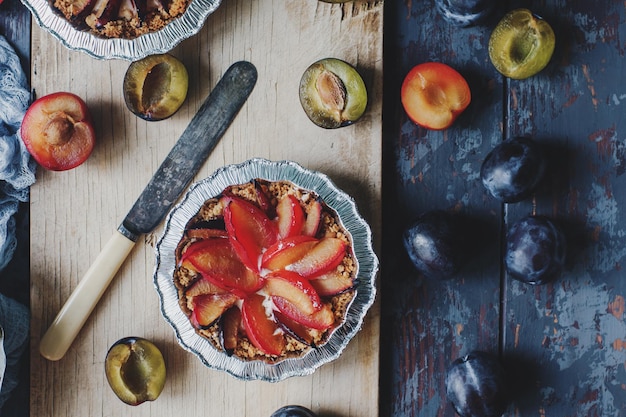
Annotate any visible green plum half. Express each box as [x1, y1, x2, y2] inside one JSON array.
[[299, 58, 367, 129], [105, 337, 166, 406], [123, 54, 189, 121], [488, 8, 555, 79]]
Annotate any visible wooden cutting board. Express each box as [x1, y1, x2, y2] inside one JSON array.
[[28, 1, 382, 415]]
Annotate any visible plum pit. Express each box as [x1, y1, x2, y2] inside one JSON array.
[[20, 92, 96, 171]]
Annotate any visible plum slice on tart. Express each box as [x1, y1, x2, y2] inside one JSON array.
[[222, 194, 278, 272]]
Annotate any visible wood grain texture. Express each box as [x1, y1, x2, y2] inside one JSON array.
[[28, 1, 382, 416], [504, 1, 626, 415], [383, 0, 626, 416], [382, 1, 504, 416]]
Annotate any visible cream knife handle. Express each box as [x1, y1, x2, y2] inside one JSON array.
[[39, 230, 136, 361]]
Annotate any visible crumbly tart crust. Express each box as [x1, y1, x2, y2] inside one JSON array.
[[54, 0, 190, 39], [173, 179, 357, 364]]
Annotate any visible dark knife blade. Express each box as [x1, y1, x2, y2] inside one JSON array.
[[121, 60, 257, 239], [39, 61, 256, 361]]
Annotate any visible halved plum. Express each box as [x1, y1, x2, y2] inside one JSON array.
[[299, 58, 368, 129], [105, 337, 166, 406], [489, 9, 555, 79], [241, 294, 285, 356], [182, 239, 262, 295], [401, 62, 471, 130], [272, 296, 334, 330], [223, 195, 278, 272], [276, 195, 305, 239], [264, 270, 323, 315], [123, 54, 189, 121], [20, 92, 96, 171]]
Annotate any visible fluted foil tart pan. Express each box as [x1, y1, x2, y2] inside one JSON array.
[[19, 0, 220, 60], [154, 158, 378, 382]]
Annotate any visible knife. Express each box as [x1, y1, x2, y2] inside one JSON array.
[[39, 61, 258, 361]]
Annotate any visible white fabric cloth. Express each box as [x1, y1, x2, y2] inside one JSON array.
[[0, 35, 36, 272]]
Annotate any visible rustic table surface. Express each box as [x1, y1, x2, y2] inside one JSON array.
[[2, 1, 383, 416], [382, 0, 626, 416], [2, 0, 626, 416]]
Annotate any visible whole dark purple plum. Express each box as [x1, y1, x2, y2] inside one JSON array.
[[505, 215, 566, 285], [402, 210, 467, 280], [270, 405, 317, 417], [446, 351, 509, 417], [435, 0, 496, 27], [480, 137, 546, 203]]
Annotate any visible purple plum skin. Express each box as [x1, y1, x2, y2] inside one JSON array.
[[402, 210, 466, 280], [505, 216, 566, 285], [446, 351, 509, 417], [480, 137, 546, 203]]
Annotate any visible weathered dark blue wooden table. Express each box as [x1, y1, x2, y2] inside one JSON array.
[[381, 0, 626, 416], [2, 0, 626, 415]]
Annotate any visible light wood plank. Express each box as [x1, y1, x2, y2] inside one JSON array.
[[29, 1, 382, 416]]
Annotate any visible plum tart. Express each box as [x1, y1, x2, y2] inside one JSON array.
[[54, 0, 191, 38], [173, 179, 357, 363]]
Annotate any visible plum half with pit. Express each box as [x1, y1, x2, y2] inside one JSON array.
[[480, 137, 546, 203], [105, 337, 166, 406], [446, 351, 510, 417], [402, 210, 468, 280], [488, 8, 555, 79], [299, 58, 367, 129], [505, 215, 566, 285], [123, 54, 189, 121], [20, 92, 96, 171]]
